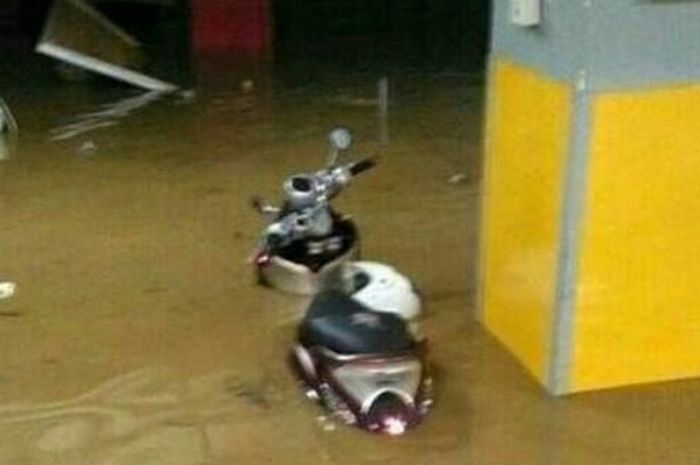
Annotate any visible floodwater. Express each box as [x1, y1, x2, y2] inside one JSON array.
[[0, 51, 699, 465]]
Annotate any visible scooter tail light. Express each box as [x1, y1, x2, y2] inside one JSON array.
[[365, 392, 416, 436], [255, 252, 271, 266]]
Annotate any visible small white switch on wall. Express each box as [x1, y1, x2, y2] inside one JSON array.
[[510, 0, 541, 27]]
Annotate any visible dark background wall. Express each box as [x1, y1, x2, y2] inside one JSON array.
[[273, 0, 490, 71], [0, 0, 49, 40], [1, 0, 491, 72]]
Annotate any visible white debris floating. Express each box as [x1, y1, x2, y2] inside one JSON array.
[[0, 282, 17, 300]]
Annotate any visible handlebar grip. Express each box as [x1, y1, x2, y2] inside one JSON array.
[[265, 231, 285, 251], [349, 158, 377, 176]]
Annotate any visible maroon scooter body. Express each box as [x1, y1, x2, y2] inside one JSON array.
[[291, 341, 433, 435]]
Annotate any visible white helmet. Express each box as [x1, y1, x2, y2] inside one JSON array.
[[343, 261, 423, 338]]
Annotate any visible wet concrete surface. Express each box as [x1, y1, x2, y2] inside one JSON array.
[[0, 55, 699, 465]]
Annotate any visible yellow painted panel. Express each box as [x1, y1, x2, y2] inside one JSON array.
[[481, 59, 571, 382], [573, 84, 700, 391]]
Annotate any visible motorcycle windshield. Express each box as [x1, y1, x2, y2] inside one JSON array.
[[331, 357, 422, 414]]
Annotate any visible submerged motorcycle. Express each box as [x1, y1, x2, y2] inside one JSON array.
[[252, 128, 433, 434], [251, 128, 375, 295], [291, 266, 432, 436], [292, 290, 432, 435]]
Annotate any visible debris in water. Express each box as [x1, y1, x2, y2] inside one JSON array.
[[0, 96, 18, 133], [378, 77, 389, 114], [175, 89, 196, 105], [36, 0, 177, 92], [241, 80, 254, 93], [378, 77, 389, 147], [0, 99, 16, 159], [0, 106, 7, 134], [0, 282, 16, 300], [317, 415, 337, 432], [50, 90, 163, 141], [336, 96, 378, 107], [447, 173, 468, 185], [78, 140, 97, 156], [0, 138, 11, 161]]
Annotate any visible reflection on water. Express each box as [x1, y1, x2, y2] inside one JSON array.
[[0, 52, 698, 465], [0, 95, 17, 160], [0, 135, 13, 161], [0, 96, 18, 133], [49, 90, 166, 141], [0, 368, 280, 464]]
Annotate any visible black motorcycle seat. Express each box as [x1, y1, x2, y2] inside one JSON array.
[[299, 291, 414, 355]]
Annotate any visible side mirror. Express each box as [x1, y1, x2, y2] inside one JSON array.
[[251, 196, 280, 219], [327, 127, 352, 166], [329, 127, 352, 151]]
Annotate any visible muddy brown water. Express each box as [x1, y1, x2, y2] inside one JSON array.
[[0, 56, 699, 465]]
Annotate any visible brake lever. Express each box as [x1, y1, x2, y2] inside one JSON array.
[[251, 196, 281, 220]]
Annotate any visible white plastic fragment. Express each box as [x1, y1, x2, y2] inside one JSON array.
[[0, 282, 17, 300], [448, 173, 468, 184], [316, 415, 336, 432], [78, 140, 97, 155]]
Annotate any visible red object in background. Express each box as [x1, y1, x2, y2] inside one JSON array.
[[192, 0, 270, 55]]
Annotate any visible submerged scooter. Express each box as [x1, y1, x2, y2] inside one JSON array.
[[252, 128, 432, 434], [251, 128, 375, 295], [291, 264, 432, 436], [291, 289, 432, 435]]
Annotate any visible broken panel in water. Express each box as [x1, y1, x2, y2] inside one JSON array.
[[36, 0, 177, 92]]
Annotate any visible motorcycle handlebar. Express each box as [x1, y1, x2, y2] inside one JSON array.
[[349, 157, 377, 176]]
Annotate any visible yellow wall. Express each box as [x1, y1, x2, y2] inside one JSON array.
[[572, 84, 700, 391], [481, 60, 572, 382]]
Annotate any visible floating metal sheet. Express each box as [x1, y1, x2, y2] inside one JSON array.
[[36, 0, 177, 92]]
